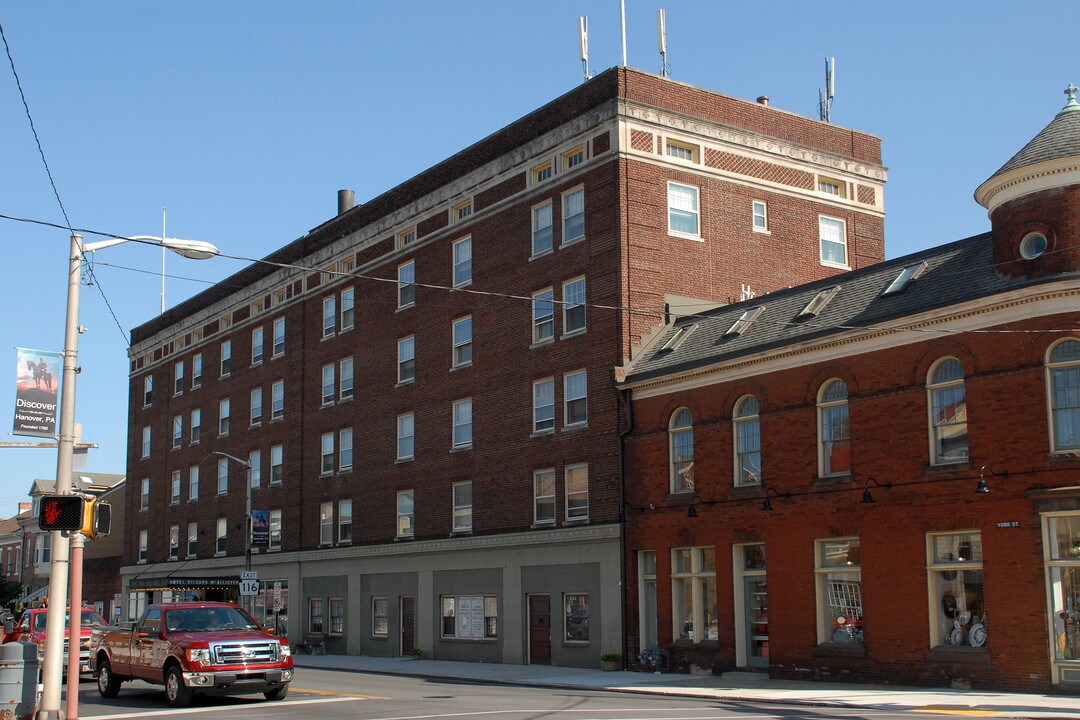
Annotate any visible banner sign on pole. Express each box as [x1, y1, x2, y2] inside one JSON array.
[[13, 348, 61, 438], [251, 509, 270, 548]]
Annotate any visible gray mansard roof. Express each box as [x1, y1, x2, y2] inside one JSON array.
[[622, 233, 1065, 386]]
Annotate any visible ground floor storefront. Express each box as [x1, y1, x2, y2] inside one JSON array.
[[120, 524, 622, 669]]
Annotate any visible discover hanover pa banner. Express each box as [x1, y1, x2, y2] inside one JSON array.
[[13, 348, 61, 438]]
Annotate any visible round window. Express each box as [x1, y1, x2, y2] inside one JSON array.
[[1019, 232, 1048, 260]]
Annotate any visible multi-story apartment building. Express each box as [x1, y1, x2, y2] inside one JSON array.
[[617, 87, 1080, 691], [125, 66, 885, 666]]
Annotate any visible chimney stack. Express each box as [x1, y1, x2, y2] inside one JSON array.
[[337, 189, 355, 216], [756, 96, 770, 106]]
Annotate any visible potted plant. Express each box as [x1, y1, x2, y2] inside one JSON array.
[[599, 652, 621, 671], [408, 647, 423, 659]]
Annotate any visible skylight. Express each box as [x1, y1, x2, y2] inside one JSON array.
[[660, 324, 697, 351], [797, 286, 841, 319], [882, 262, 927, 296], [725, 307, 763, 337]]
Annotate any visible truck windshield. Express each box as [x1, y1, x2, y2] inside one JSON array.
[[32, 610, 108, 631], [164, 607, 260, 632]]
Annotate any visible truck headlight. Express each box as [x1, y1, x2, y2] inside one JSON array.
[[187, 648, 211, 664]]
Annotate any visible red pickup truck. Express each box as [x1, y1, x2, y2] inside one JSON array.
[[88, 602, 293, 707], [2, 605, 109, 675]]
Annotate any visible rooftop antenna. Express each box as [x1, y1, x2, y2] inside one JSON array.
[[578, 16, 591, 81], [620, 0, 628, 67], [160, 207, 166, 313], [818, 56, 836, 122], [657, 8, 669, 77]]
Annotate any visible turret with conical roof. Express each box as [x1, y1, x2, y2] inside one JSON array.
[[975, 85, 1080, 278]]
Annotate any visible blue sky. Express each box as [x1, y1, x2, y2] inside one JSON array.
[[0, 1, 1074, 517]]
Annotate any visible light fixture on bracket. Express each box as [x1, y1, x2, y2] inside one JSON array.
[[761, 487, 789, 511], [860, 477, 892, 504], [977, 466, 1007, 494]]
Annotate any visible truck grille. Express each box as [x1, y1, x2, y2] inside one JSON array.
[[212, 641, 279, 664]]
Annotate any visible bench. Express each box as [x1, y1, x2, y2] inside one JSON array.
[[296, 632, 327, 655]]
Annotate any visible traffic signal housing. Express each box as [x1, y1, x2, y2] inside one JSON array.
[[37, 495, 85, 532], [82, 499, 112, 538]]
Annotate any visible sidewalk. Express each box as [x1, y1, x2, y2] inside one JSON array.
[[293, 653, 1080, 719]]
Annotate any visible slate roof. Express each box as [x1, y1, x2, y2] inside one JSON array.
[[986, 89, 1080, 181], [622, 233, 1077, 386]]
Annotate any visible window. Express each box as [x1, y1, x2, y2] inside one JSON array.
[[564, 370, 587, 427], [338, 499, 352, 543], [138, 530, 148, 563], [562, 188, 585, 244], [798, 287, 841, 319], [320, 502, 333, 545], [1020, 231, 1048, 260], [340, 287, 355, 331], [564, 593, 589, 642], [398, 336, 416, 383], [818, 379, 851, 477], [397, 490, 414, 538], [269, 509, 281, 550], [272, 317, 285, 356], [168, 526, 179, 560], [883, 262, 927, 296], [532, 288, 554, 343], [252, 327, 264, 364], [372, 598, 388, 636], [441, 596, 497, 638], [143, 376, 153, 406], [734, 396, 761, 486], [339, 428, 353, 470], [190, 408, 201, 443], [453, 236, 472, 287], [453, 481, 472, 532], [250, 387, 263, 426], [170, 471, 181, 504], [452, 316, 472, 368], [534, 469, 555, 524], [533, 161, 553, 184], [532, 202, 553, 256], [398, 261, 415, 308], [562, 277, 586, 335], [340, 357, 354, 400], [725, 306, 763, 336], [321, 432, 335, 475], [672, 547, 717, 640], [816, 538, 863, 645], [322, 295, 336, 338], [215, 517, 227, 555], [34, 534, 51, 565], [928, 358, 969, 464], [1047, 515, 1080, 664], [819, 175, 847, 198], [270, 444, 283, 485], [141, 426, 151, 458], [533, 378, 555, 433], [172, 415, 182, 449], [192, 354, 202, 388], [397, 227, 416, 248], [1047, 339, 1080, 452], [752, 200, 768, 232], [309, 598, 324, 633], [819, 215, 847, 266], [668, 181, 700, 237], [397, 413, 415, 460], [929, 532, 985, 648], [218, 398, 230, 435], [220, 340, 232, 377], [452, 199, 473, 222], [188, 465, 199, 501], [565, 463, 589, 520], [322, 363, 336, 405], [248, 450, 261, 489], [563, 145, 585, 169], [453, 398, 472, 449], [669, 408, 695, 493], [666, 139, 698, 161], [329, 598, 344, 636], [217, 458, 229, 494], [187, 521, 198, 558], [271, 380, 284, 421], [174, 361, 184, 395]]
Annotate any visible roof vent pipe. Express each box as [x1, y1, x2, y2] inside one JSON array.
[[756, 96, 770, 106], [337, 189, 355, 215]]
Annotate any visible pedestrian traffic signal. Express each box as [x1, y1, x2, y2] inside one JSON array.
[[81, 499, 112, 538], [37, 495, 85, 532]]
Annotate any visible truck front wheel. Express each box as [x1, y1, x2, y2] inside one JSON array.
[[96, 658, 122, 698], [165, 664, 193, 707], [264, 685, 288, 701]]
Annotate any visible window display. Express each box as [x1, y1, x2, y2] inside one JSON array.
[[929, 532, 985, 648], [1049, 515, 1080, 662]]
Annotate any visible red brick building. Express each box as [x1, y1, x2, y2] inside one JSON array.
[[124, 66, 885, 666], [617, 87, 1080, 691]]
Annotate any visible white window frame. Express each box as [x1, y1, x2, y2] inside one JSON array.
[[271, 380, 284, 421], [562, 187, 585, 245], [192, 353, 202, 388], [397, 412, 415, 461], [667, 181, 700, 239], [815, 538, 863, 646], [562, 277, 586, 336], [397, 490, 414, 538], [563, 370, 588, 428], [218, 398, 230, 436], [927, 357, 969, 465], [320, 502, 333, 545], [220, 340, 232, 377], [452, 398, 473, 449], [752, 200, 768, 232], [927, 531, 985, 648], [170, 470, 181, 504], [397, 227, 416, 248], [817, 379, 851, 477], [248, 450, 261, 489], [452, 199, 473, 222], [452, 480, 472, 532], [174, 360, 184, 395], [734, 396, 761, 486], [140, 477, 149, 510], [669, 408, 695, 493], [190, 408, 201, 444], [1046, 338, 1080, 453], [398, 260, 416, 309], [665, 139, 699, 162], [340, 357, 354, 400], [340, 287, 355, 331], [217, 458, 229, 495], [565, 463, 589, 521], [320, 432, 335, 475], [338, 499, 353, 544], [215, 517, 227, 556], [532, 201, 553, 257], [252, 327, 264, 365], [339, 427, 353, 470], [138, 530, 148, 563], [168, 525, 179, 560], [141, 426, 151, 458], [453, 236, 472, 288], [819, 215, 848, 268], [671, 546, 717, 641], [269, 509, 281, 550], [186, 521, 198, 558], [250, 387, 263, 426], [172, 415, 182, 449], [533, 377, 555, 434], [452, 316, 472, 369], [272, 317, 286, 356], [322, 295, 336, 338], [532, 288, 554, 344], [188, 465, 199, 502], [270, 444, 283, 485], [322, 363, 336, 405], [372, 597, 389, 636], [143, 375, 153, 407], [398, 336, 416, 384]]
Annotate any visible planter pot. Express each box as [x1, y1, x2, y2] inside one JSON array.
[[600, 659, 621, 671]]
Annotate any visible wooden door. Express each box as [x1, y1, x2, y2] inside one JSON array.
[[400, 596, 415, 655], [528, 594, 551, 665]]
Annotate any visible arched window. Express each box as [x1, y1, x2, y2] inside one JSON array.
[[927, 358, 968, 464], [1047, 339, 1080, 452], [733, 395, 761, 486], [818, 379, 850, 477], [669, 408, 695, 493]]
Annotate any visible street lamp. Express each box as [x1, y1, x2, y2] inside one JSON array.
[[38, 232, 218, 720], [210, 451, 253, 572]]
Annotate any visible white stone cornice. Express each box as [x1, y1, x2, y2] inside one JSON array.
[[975, 156, 1080, 213]]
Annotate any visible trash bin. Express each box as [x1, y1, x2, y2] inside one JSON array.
[[0, 642, 39, 720]]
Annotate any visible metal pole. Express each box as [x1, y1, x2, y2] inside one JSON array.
[[246, 462, 252, 572], [65, 533, 84, 720], [620, 0, 627, 67], [37, 233, 83, 720]]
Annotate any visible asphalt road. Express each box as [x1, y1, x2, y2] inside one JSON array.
[[68, 667, 973, 720]]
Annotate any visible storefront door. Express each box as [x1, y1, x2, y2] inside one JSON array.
[[528, 594, 551, 665], [400, 596, 415, 655], [744, 577, 769, 668]]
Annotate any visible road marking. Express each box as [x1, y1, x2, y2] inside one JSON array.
[[291, 686, 388, 699], [914, 707, 1000, 717], [89, 696, 360, 719]]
